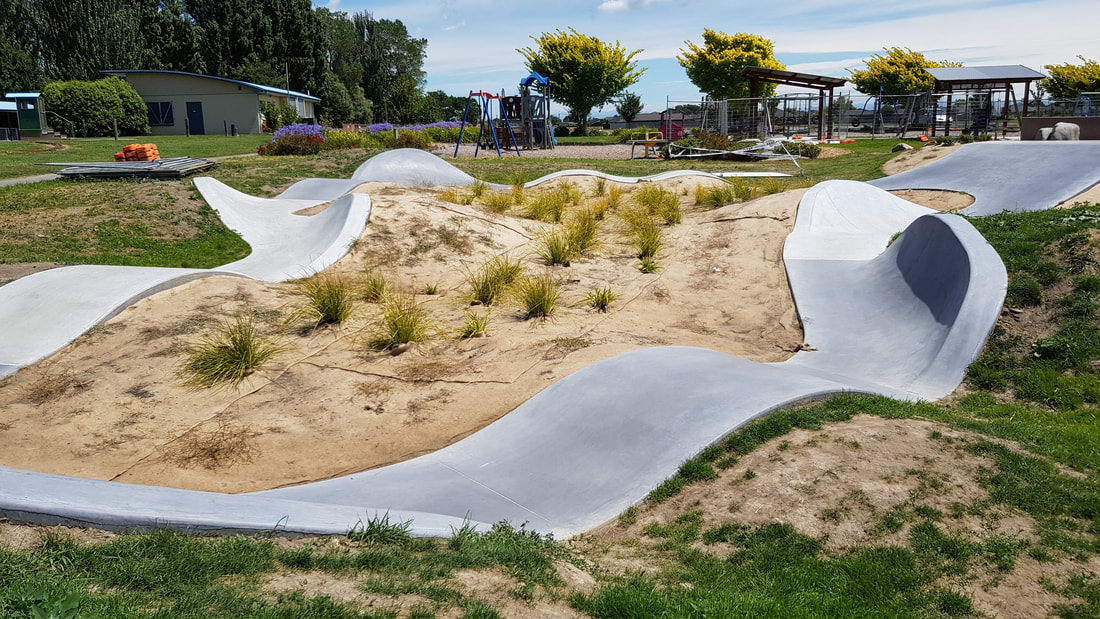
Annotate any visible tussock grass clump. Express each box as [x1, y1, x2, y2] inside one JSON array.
[[761, 177, 784, 195], [564, 207, 601, 255], [606, 184, 625, 209], [634, 185, 681, 225], [506, 171, 529, 204], [373, 293, 431, 349], [638, 256, 661, 273], [696, 183, 740, 208], [583, 286, 619, 312], [470, 180, 488, 199], [176, 315, 285, 389], [515, 271, 562, 319], [459, 309, 491, 338], [422, 281, 439, 295], [526, 190, 568, 222], [466, 254, 524, 305], [591, 198, 609, 220], [732, 178, 756, 202], [594, 177, 607, 196], [537, 230, 574, 266], [361, 269, 389, 302], [438, 187, 473, 205], [481, 190, 513, 213], [295, 272, 354, 326]]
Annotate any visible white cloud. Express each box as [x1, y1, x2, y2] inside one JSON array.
[[443, 20, 466, 32], [325, 0, 340, 7], [598, 0, 649, 12]]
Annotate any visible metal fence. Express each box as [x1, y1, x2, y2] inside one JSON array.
[[667, 89, 1042, 139]]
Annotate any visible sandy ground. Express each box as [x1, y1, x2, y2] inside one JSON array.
[[0, 175, 802, 492]]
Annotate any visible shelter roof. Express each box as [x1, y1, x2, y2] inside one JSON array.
[[0, 102, 16, 112], [100, 70, 320, 102], [741, 66, 847, 90], [5, 92, 40, 99], [926, 65, 1045, 89]]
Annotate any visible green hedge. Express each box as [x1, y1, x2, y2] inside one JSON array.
[[41, 77, 149, 137]]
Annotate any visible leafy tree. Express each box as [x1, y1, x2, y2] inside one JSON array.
[[353, 11, 427, 122], [848, 47, 961, 95], [41, 76, 149, 136], [27, 0, 149, 81], [678, 30, 784, 100], [317, 71, 353, 125], [426, 90, 480, 122], [1042, 56, 1100, 100], [0, 0, 43, 89], [615, 92, 643, 122], [186, 0, 324, 94], [347, 84, 373, 124], [518, 28, 645, 132]]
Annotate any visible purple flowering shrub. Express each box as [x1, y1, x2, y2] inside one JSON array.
[[272, 123, 325, 141]]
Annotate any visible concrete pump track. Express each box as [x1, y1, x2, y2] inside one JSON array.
[[2, 142, 1096, 538]]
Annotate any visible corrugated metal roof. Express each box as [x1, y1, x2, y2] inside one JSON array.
[[926, 65, 1045, 82], [99, 70, 321, 102], [5, 92, 40, 98]]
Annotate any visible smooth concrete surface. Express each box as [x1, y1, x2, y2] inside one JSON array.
[[0, 164, 1009, 537], [783, 181, 1006, 400], [869, 141, 1100, 215], [0, 178, 370, 374]]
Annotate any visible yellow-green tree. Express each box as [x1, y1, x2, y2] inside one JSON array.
[[849, 47, 960, 95], [518, 29, 645, 132], [677, 30, 784, 100], [1042, 56, 1100, 99]]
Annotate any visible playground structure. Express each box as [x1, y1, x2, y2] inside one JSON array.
[[453, 72, 555, 158]]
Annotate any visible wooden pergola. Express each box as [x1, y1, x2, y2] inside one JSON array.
[[925, 65, 1045, 136], [742, 66, 848, 139]]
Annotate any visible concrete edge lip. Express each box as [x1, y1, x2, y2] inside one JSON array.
[[0, 150, 1009, 538]]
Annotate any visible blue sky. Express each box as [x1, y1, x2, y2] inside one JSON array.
[[316, 0, 1098, 117]]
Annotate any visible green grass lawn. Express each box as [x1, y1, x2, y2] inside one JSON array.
[[3, 142, 1100, 617], [0, 134, 272, 179]]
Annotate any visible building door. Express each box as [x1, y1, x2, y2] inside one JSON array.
[[186, 102, 204, 135]]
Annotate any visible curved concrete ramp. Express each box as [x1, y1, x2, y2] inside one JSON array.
[[783, 181, 1006, 399], [351, 148, 480, 186], [0, 179, 370, 375], [194, 178, 372, 281], [0, 179, 1007, 537], [869, 141, 1100, 215]]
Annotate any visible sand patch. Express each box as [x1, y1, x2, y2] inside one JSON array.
[[0, 178, 803, 492]]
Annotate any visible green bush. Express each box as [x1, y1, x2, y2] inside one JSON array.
[[776, 142, 822, 159], [382, 129, 434, 150], [933, 135, 957, 146], [259, 101, 300, 132], [41, 76, 149, 137]]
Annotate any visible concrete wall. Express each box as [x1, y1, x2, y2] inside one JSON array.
[[1021, 116, 1100, 140], [119, 73, 263, 136]]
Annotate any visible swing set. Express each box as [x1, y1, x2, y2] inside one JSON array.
[[454, 91, 521, 158]]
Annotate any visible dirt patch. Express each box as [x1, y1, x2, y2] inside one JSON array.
[[816, 145, 850, 159], [888, 189, 975, 212], [0, 179, 802, 492], [0, 262, 65, 286], [578, 415, 1093, 618], [882, 143, 960, 176], [258, 571, 434, 614]]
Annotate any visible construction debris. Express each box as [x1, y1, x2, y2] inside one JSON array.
[[37, 157, 217, 180]]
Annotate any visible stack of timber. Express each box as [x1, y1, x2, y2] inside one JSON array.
[[114, 143, 161, 161], [39, 157, 218, 180]]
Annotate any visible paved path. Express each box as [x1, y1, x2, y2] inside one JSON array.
[[870, 141, 1100, 215], [0, 150, 1008, 536]]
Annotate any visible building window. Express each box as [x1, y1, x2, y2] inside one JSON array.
[[147, 102, 174, 126]]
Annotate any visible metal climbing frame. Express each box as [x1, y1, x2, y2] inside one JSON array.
[[454, 91, 521, 158]]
